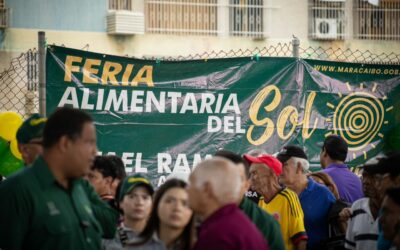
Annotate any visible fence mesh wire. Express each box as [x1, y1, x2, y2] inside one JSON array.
[[0, 49, 38, 119], [1, 43, 400, 119]]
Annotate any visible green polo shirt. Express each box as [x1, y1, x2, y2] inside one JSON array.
[[0, 156, 118, 250], [239, 197, 285, 250]]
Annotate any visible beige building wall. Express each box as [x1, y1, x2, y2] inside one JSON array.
[[1, 0, 399, 115], [1, 0, 399, 67]]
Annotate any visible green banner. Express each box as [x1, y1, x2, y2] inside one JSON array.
[[46, 45, 400, 186]]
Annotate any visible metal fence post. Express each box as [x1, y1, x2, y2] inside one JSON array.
[[38, 31, 46, 116], [292, 35, 300, 58]]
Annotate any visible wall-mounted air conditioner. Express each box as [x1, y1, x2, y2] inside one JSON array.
[[106, 11, 144, 35], [314, 18, 338, 39]]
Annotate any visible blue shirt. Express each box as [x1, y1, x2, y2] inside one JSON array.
[[299, 178, 336, 250], [323, 163, 363, 204]]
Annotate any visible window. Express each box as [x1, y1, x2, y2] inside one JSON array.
[[145, 0, 266, 37], [354, 0, 400, 40], [0, 0, 7, 28], [109, 0, 132, 11], [309, 0, 347, 40], [229, 0, 264, 38], [145, 0, 218, 36]]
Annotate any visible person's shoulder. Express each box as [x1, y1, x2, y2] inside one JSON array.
[[0, 168, 35, 211], [76, 178, 96, 194], [279, 187, 300, 202], [248, 201, 281, 228], [248, 198, 279, 220], [277, 188, 304, 217], [351, 197, 368, 209], [218, 205, 257, 230], [0, 167, 33, 192], [230, 208, 269, 244], [322, 167, 333, 174], [76, 177, 91, 186], [311, 179, 336, 200]]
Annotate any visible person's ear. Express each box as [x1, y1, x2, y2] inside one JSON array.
[[323, 148, 329, 158], [18, 144, 28, 157], [243, 179, 251, 191], [296, 162, 303, 174], [204, 181, 214, 198], [58, 135, 71, 153]]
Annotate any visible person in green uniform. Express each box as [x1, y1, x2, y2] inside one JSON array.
[[215, 150, 285, 250], [16, 113, 46, 166], [0, 107, 118, 250]]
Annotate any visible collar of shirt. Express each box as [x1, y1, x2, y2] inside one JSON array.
[[326, 163, 348, 170], [239, 196, 250, 209], [119, 223, 135, 234], [262, 185, 286, 204], [200, 203, 237, 230], [358, 197, 375, 219], [299, 177, 316, 199], [32, 156, 57, 190], [152, 232, 166, 245]]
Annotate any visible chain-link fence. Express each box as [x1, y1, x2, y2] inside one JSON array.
[[1, 41, 400, 119], [142, 42, 400, 64], [0, 49, 39, 119]]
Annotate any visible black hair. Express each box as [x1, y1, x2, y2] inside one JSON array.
[[128, 179, 194, 250], [106, 155, 127, 180], [322, 135, 348, 162], [92, 155, 127, 180], [323, 144, 348, 162], [215, 150, 250, 177], [42, 107, 93, 149], [114, 180, 124, 214], [385, 152, 400, 179], [385, 187, 400, 206]]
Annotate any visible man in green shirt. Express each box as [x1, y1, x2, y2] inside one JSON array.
[[16, 113, 46, 166], [215, 150, 285, 250], [0, 107, 118, 250]]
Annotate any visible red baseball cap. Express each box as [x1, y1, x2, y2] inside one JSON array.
[[243, 154, 283, 176]]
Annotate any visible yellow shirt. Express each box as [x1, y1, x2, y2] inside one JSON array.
[[258, 188, 307, 250]]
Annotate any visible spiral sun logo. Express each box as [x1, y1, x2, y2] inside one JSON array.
[[325, 82, 393, 161]]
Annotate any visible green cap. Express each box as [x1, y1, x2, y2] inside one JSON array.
[[118, 174, 154, 202], [16, 114, 46, 144]]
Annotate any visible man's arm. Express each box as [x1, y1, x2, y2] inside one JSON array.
[[339, 207, 352, 234], [295, 240, 307, 250], [82, 180, 118, 239], [288, 195, 308, 250]]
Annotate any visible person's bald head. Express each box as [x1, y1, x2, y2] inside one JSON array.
[[187, 157, 242, 215]]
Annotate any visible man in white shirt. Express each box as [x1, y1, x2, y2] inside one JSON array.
[[344, 161, 381, 250]]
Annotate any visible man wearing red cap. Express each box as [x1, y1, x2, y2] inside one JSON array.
[[244, 154, 308, 250]]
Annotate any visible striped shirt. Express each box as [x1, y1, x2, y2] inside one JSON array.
[[259, 187, 308, 250], [345, 198, 379, 250]]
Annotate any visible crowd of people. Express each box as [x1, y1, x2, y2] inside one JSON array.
[[0, 107, 399, 250]]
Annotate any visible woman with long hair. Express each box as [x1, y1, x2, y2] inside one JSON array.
[[125, 178, 195, 250]]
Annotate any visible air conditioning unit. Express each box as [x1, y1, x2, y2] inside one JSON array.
[[106, 11, 144, 35], [314, 18, 338, 40]]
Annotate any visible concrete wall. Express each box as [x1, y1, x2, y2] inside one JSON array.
[[1, 0, 399, 117], [1, 0, 399, 70], [5, 0, 107, 32]]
